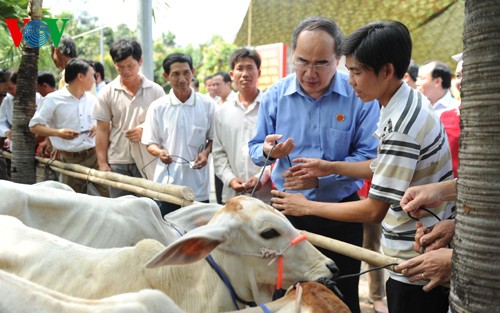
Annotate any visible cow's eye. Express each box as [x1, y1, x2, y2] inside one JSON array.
[[261, 229, 280, 239]]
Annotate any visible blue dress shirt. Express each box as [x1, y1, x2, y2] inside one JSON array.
[[248, 71, 380, 202]]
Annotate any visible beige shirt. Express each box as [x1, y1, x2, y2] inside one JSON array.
[[93, 75, 165, 179]]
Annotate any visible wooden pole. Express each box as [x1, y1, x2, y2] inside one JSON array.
[[41, 165, 192, 206], [1, 151, 194, 206], [34, 156, 195, 201], [301, 230, 403, 270]]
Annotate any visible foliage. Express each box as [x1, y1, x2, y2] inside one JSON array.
[[1, 2, 241, 93]]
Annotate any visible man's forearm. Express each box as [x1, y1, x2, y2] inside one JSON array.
[[329, 159, 374, 179]]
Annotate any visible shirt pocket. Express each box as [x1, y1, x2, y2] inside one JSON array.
[[322, 128, 351, 160], [188, 126, 206, 151]]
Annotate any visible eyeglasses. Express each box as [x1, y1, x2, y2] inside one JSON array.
[[293, 60, 332, 72]]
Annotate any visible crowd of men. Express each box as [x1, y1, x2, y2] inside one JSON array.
[[0, 16, 463, 313]]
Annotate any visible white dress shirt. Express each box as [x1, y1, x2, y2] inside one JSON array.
[[29, 86, 97, 152], [213, 91, 271, 203], [142, 89, 215, 201], [433, 90, 459, 117]]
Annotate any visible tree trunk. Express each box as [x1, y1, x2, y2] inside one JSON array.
[[10, 0, 41, 184], [450, 0, 500, 311]]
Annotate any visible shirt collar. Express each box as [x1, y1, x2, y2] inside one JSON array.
[[284, 71, 350, 99], [110, 74, 150, 91], [233, 90, 262, 111], [375, 81, 411, 136], [168, 88, 196, 106], [61, 85, 87, 101]]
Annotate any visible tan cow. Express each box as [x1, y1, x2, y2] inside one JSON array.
[[0, 196, 338, 312], [225, 281, 351, 313]]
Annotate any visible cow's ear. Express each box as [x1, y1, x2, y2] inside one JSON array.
[[145, 225, 227, 267]]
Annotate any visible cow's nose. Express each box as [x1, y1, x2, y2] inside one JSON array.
[[327, 262, 340, 277]]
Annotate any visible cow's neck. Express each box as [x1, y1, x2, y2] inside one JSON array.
[[147, 250, 275, 311]]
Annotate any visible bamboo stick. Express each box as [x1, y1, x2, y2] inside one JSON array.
[[301, 230, 403, 270], [1, 151, 194, 206], [47, 166, 192, 206], [35, 156, 195, 201]]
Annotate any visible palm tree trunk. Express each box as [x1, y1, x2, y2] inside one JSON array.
[[10, 0, 42, 184], [450, 0, 500, 311]]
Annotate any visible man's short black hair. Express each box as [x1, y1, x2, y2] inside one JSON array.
[[37, 71, 56, 88], [292, 16, 343, 57], [110, 39, 142, 63], [93, 61, 105, 80], [407, 60, 419, 82], [213, 71, 231, 83], [430, 61, 452, 89], [340, 20, 412, 80], [204, 75, 213, 84], [228, 48, 261, 70], [65, 58, 93, 84], [162, 53, 193, 75]]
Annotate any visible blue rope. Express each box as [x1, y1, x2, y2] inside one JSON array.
[[259, 303, 272, 313], [205, 254, 257, 310]]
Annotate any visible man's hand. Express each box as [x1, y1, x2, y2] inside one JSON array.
[[88, 125, 97, 138], [414, 220, 455, 253], [5, 129, 12, 139], [243, 176, 261, 192], [289, 157, 335, 179], [229, 177, 248, 193], [193, 150, 209, 169], [123, 127, 143, 142], [401, 181, 456, 218], [263, 134, 295, 159], [271, 190, 311, 216], [395, 248, 452, 292], [37, 137, 52, 157], [283, 170, 318, 190], [57, 128, 79, 140], [159, 149, 173, 165]]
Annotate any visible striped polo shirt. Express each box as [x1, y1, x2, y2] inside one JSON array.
[[368, 82, 455, 284]]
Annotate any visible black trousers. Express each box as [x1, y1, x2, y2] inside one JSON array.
[[214, 174, 224, 204], [159, 199, 209, 220], [386, 278, 449, 313], [286, 192, 363, 313]]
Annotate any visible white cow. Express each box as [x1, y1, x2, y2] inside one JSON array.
[[0, 180, 183, 248], [0, 270, 184, 313], [165, 201, 222, 231], [0, 196, 338, 312], [1, 269, 347, 313]]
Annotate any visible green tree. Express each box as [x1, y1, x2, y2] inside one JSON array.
[[10, 0, 41, 183], [450, 0, 500, 311]]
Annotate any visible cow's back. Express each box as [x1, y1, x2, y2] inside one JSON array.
[[0, 180, 180, 248]]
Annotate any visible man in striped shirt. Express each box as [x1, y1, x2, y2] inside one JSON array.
[[271, 20, 454, 313]]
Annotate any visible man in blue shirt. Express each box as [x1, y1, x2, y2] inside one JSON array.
[[248, 16, 379, 313]]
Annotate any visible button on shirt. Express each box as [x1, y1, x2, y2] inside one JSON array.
[[248, 71, 380, 202], [29, 87, 97, 152], [142, 90, 215, 201]]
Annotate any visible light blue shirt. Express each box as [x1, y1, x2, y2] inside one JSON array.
[[248, 71, 380, 202]]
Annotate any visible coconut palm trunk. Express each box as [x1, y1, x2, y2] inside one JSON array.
[[10, 0, 42, 184], [450, 0, 500, 311]]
